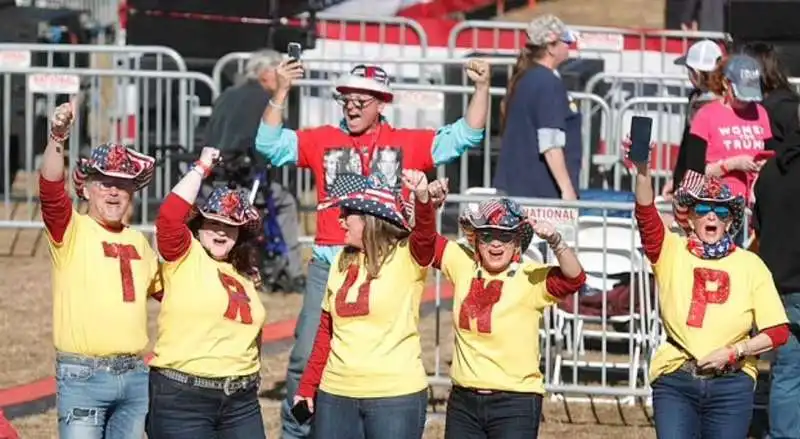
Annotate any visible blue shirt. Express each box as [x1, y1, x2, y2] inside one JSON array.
[[255, 117, 484, 264], [493, 65, 582, 198]]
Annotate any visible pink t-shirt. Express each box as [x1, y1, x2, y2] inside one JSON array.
[[689, 100, 772, 199]]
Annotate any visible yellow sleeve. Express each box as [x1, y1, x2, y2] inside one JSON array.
[[322, 252, 343, 313], [750, 255, 789, 330], [437, 240, 476, 285], [521, 262, 557, 309], [46, 210, 81, 266]]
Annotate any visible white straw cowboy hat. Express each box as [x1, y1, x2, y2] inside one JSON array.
[[335, 64, 394, 103]]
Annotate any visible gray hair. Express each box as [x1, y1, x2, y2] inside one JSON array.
[[244, 49, 282, 80]]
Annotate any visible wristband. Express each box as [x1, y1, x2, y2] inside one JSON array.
[[269, 99, 286, 111], [727, 347, 738, 366], [193, 160, 212, 178], [49, 131, 69, 143], [734, 343, 744, 359], [719, 161, 730, 175]]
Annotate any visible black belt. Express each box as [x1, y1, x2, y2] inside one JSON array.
[[155, 368, 259, 396]]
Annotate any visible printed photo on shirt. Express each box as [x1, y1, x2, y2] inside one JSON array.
[[323, 148, 363, 190], [371, 147, 403, 189]]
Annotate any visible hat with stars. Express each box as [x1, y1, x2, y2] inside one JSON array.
[[72, 143, 155, 200], [673, 170, 745, 236], [459, 197, 534, 251], [318, 173, 410, 230], [191, 187, 261, 233]]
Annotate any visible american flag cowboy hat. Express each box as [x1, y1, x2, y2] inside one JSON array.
[[335, 64, 394, 103], [190, 186, 261, 233], [318, 173, 410, 230], [673, 170, 746, 235], [72, 143, 155, 200], [459, 198, 534, 252]]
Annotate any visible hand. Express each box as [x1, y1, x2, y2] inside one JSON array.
[[428, 177, 449, 209], [697, 346, 737, 372], [532, 220, 559, 242], [681, 21, 698, 31], [661, 179, 674, 201], [50, 97, 77, 140], [198, 147, 221, 168], [560, 189, 578, 201], [465, 59, 490, 88], [401, 170, 429, 203], [292, 395, 315, 414], [725, 155, 760, 173], [276, 60, 305, 92]]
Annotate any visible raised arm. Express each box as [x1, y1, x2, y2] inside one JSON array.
[[39, 100, 75, 244], [403, 172, 449, 266], [633, 163, 668, 264], [430, 60, 489, 165], [155, 147, 219, 261], [529, 220, 586, 299], [255, 60, 309, 167]]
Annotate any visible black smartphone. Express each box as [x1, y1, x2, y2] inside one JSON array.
[[287, 42, 302, 61], [629, 115, 653, 164], [291, 400, 313, 424]]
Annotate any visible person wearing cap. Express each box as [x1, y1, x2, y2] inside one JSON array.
[[494, 14, 580, 200], [147, 146, 267, 439], [685, 55, 773, 214], [39, 101, 162, 439], [666, 39, 723, 200], [414, 183, 585, 438], [742, 42, 800, 154], [256, 58, 490, 438], [291, 170, 437, 439], [632, 148, 789, 437]]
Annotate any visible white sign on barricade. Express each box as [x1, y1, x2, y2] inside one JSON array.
[[0, 50, 31, 69], [575, 32, 625, 52], [27, 73, 81, 94], [526, 206, 579, 245]]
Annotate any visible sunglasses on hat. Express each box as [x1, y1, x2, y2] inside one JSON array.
[[693, 203, 731, 219], [478, 230, 516, 244]]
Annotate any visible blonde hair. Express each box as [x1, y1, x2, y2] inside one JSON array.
[[338, 215, 410, 278]]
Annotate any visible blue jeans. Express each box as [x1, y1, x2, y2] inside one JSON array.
[[769, 292, 800, 439], [56, 352, 149, 439], [443, 386, 543, 439], [312, 389, 427, 439], [145, 369, 265, 439], [282, 258, 331, 439], [652, 369, 755, 439]]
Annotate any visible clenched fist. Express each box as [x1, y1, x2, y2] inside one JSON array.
[[50, 99, 76, 141], [465, 59, 491, 88]]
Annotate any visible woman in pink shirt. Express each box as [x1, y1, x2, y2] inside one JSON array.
[[687, 55, 773, 204]]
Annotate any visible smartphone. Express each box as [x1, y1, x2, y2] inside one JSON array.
[[287, 42, 302, 61], [754, 150, 776, 162], [291, 400, 313, 424], [628, 116, 653, 164]]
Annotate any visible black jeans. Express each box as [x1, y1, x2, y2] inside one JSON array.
[[146, 370, 265, 439], [444, 386, 543, 439]]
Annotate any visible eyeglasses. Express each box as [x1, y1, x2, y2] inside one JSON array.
[[335, 95, 376, 110], [91, 179, 135, 192], [693, 203, 731, 219], [477, 230, 516, 244]]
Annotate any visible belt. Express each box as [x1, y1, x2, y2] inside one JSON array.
[[155, 368, 259, 396], [678, 359, 742, 380], [57, 352, 142, 373]]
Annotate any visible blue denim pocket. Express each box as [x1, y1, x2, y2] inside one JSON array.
[[56, 363, 94, 382]]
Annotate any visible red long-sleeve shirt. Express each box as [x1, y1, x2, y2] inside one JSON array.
[[155, 193, 194, 262]]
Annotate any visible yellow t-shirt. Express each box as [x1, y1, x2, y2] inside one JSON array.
[[47, 211, 161, 357], [151, 239, 266, 377], [438, 241, 556, 394], [649, 229, 788, 382], [320, 242, 428, 398]]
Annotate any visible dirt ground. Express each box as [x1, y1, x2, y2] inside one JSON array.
[[499, 0, 665, 29]]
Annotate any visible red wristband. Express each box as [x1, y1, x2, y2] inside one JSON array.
[[49, 131, 69, 143], [727, 348, 737, 365], [720, 162, 729, 175], [193, 160, 211, 178]]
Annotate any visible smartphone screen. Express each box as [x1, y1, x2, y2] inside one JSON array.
[[628, 116, 653, 163], [287, 42, 302, 61], [291, 400, 313, 424]]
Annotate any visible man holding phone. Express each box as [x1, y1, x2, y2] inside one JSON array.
[[255, 53, 491, 439]]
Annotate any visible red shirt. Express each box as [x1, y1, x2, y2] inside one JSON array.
[[296, 123, 435, 246]]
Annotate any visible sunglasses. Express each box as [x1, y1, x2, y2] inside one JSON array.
[[477, 230, 516, 244], [693, 203, 731, 219], [335, 95, 376, 110]]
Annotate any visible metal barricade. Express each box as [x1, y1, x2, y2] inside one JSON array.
[[0, 66, 218, 226], [447, 21, 728, 73], [428, 193, 660, 402], [296, 13, 429, 58], [0, 43, 188, 72]]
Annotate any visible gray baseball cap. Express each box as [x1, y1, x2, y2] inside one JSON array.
[[526, 14, 576, 46], [724, 54, 763, 102]]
